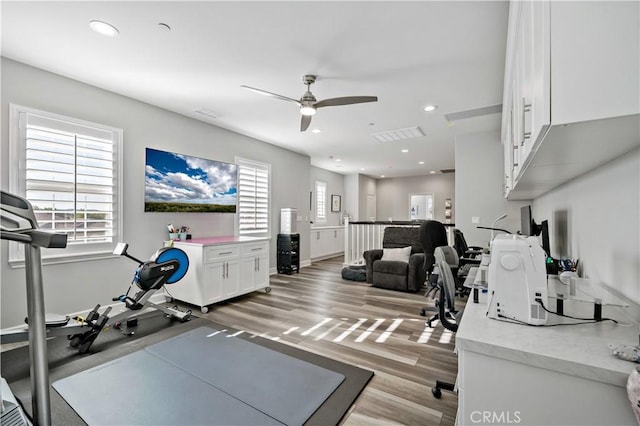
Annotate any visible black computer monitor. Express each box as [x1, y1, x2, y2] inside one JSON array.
[[520, 205, 542, 236], [540, 220, 551, 256]]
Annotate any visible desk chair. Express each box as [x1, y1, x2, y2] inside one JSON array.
[[425, 245, 459, 327], [431, 246, 462, 399], [452, 229, 482, 296], [418, 220, 449, 302]]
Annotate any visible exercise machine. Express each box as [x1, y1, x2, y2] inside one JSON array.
[[1, 190, 191, 425], [1, 190, 67, 425]]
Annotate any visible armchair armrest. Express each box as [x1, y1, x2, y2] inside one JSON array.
[[363, 249, 383, 283], [407, 253, 426, 292]]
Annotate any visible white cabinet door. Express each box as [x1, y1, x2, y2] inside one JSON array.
[[551, 1, 639, 124], [254, 253, 269, 289], [204, 261, 224, 304], [239, 256, 257, 293], [310, 230, 322, 259], [222, 259, 240, 298]]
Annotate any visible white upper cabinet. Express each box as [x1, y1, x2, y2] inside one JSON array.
[[502, 0, 639, 200]]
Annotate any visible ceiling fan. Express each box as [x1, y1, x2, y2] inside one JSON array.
[[241, 75, 378, 132]]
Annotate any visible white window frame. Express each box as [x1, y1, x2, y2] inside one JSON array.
[[8, 104, 123, 267], [315, 180, 327, 224], [235, 156, 271, 238]]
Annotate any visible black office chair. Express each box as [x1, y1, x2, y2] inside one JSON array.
[[431, 245, 463, 399], [452, 229, 483, 296], [425, 245, 459, 327], [418, 220, 451, 316]]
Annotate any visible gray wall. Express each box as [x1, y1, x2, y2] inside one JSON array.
[[1, 58, 312, 326], [455, 131, 528, 247], [344, 173, 359, 222], [376, 174, 455, 223], [358, 175, 377, 221], [309, 166, 344, 226], [534, 148, 639, 304]]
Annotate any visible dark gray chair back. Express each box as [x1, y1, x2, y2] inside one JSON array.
[[382, 227, 422, 254]]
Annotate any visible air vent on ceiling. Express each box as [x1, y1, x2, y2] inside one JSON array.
[[371, 126, 425, 143], [440, 169, 455, 174], [444, 104, 502, 123]]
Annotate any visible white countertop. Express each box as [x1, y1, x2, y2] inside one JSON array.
[[456, 295, 640, 387]]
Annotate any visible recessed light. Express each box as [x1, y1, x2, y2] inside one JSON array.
[[311, 129, 321, 134], [430, 170, 436, 174], [418, 161, 425, 165], [89, 20, 119, 37], [380, 175, 385, 178], [360, 168, 365, 171], [401, 149, 409, 153], [335, 158, 341, 162], [424, 105, 438, 112], [157, 23, 171, 32]]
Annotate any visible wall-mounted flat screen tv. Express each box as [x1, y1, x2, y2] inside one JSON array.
[[144, 148, 237, 213]]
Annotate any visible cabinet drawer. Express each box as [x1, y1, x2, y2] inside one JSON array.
[[241, 241, 269, 256], [204, 245, 239, 263]]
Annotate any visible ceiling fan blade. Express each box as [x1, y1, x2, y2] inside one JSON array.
[[300, 115, 312, 132], [240, 85, 301, 104], [314, 96, 378, 108]]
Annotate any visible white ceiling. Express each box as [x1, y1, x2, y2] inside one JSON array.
[[1, 1, 509, 179]]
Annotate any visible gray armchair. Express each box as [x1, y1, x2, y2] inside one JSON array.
[[363, 226, 426, 292]]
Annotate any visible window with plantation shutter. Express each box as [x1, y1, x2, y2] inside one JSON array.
[[236, 157, 270, 237], [315, 181, 327, 223], [9, 104, 123, 265]]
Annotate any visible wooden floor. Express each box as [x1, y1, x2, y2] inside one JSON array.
[[183, 256, 461, 426]]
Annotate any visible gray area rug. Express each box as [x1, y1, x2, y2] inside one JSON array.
[[2, 313, 373, 426]]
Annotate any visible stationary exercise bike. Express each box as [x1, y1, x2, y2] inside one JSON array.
[[0, 190, 191, 425]]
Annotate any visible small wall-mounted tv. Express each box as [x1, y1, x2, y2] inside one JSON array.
[[144, 148, 237, 213]]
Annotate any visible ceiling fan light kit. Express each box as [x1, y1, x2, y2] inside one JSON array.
[[241, 74, 377, 132]]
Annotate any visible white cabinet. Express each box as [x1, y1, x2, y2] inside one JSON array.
[[310, 227, 344, 260], [171, 237, 270, 313], [502, 0, 639, 200], [239, 241, 269, 294]]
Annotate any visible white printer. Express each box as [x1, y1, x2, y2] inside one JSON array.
[[486, 234, 547, 325]]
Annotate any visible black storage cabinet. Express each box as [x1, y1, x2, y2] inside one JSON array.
[[277, 233, 300, 274]]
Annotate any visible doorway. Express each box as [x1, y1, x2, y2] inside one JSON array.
[[409, 193, 434, 220]]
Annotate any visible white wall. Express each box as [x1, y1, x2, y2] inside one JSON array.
[[376, 174, 455, 222], [1, 58, 312, 326], [534, 148, 640, 304], [309, 166, 344, 227], [455, 130, 528, 247]]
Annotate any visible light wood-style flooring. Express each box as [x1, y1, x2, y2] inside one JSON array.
[[186, 256, 461, 426]]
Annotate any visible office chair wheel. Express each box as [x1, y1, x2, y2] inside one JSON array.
[[432, 387, 442, 399], [419, 308, 426, 316]]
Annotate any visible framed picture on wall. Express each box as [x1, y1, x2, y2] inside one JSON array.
[[331, 194, 341, 212]]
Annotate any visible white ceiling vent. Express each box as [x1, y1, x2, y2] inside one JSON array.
[[444, 104, 502, 123], [371, 126, 425, 143]]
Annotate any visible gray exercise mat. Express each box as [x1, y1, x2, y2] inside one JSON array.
[[146, 326, 346, 425], [52, 350, 283, 426], [52, 326, 345, 426]]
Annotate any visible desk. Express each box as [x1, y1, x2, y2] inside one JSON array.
[[456, 295, 638, 425]]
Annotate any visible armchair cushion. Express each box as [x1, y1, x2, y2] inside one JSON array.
[[381, 246, 412, 263]]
